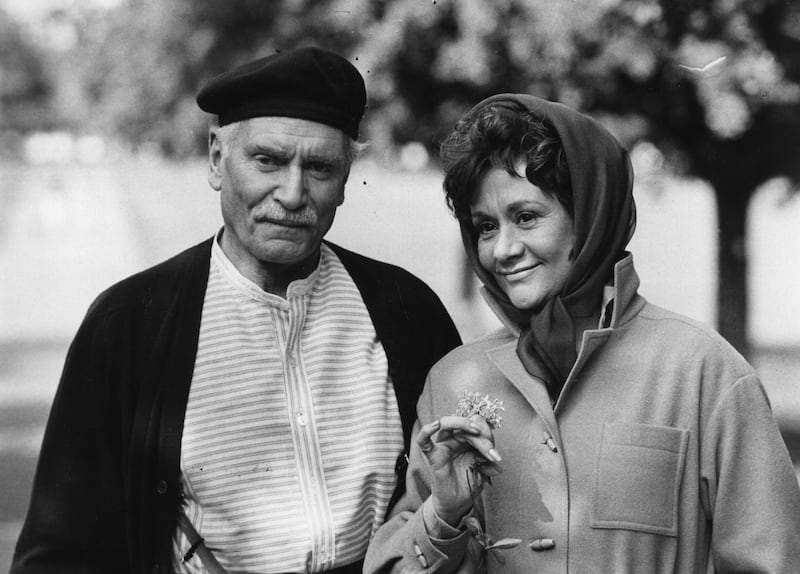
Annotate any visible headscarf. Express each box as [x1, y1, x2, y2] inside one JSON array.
[[458, 94, 636, 399]]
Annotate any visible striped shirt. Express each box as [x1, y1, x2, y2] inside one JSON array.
[[173, 237, 404, 573]]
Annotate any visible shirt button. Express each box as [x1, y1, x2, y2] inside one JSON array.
[[297, 412, 307, 426], [155, 480, 168, 495], [529, 538, 556, 551]]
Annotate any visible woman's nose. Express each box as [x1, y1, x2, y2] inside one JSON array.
[[273, 166, 306, 210], [493, 226, 524, 261]]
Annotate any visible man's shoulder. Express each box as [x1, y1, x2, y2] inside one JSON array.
[[325, 241, 458, 343], [325, 241, 434, 294], [87, 238, 213, 318]]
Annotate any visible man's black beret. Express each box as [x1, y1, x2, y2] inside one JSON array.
[[196, 46, 366, 140]]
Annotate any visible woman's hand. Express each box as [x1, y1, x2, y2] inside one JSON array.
[[417, 415, 502, 526]]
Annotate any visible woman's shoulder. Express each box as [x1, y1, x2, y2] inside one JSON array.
[[636, 301, 729, 343], [418, 328, 517, 415], [630, 300, 754, 378], [428, 327, 515, 379]]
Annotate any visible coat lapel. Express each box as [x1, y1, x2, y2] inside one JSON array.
[[486, 342, 561, 443]]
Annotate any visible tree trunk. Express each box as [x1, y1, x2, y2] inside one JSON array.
[[714, 188, 751, 359]]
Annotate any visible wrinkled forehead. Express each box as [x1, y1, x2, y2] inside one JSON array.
[[230, 116, 350, 159]]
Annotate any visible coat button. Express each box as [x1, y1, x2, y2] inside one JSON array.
[[155, 480, 168, 494], [529, 538, 556, 551], [413, 543, 429, 568]]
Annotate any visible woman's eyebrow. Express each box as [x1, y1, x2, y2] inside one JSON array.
[[469, 207, 491, 220], [470, 200, 547, 218], [507, 199, 548, 210]]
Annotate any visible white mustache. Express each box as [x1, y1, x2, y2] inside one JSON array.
[[254, 205, 317, 226]]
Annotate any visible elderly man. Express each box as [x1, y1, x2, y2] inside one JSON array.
[[12, 47, 461, 574]]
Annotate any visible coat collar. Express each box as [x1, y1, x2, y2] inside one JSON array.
[[605, 252, 646, 328], [483, 252, 646, 419], [482, 251, 645, 334]]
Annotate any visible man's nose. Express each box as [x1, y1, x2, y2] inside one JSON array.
[[493, 226, 524, 261], [273, 165, 306, 210]]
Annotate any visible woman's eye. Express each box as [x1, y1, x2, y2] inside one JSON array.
[[517, 212, 537, 224], [476, 221, 496, 235]]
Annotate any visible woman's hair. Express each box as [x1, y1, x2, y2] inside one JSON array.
[[440, 99, 572, 222]]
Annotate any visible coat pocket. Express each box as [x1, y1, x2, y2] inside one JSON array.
[[590, 422, 689, 536]]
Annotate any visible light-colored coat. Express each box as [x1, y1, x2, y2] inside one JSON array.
[[365, 255, 800, 573]]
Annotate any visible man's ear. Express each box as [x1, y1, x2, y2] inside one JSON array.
[[208, 128, 223, 191]]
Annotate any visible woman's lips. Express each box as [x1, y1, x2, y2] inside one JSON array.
[[497, 264, 539, 281]]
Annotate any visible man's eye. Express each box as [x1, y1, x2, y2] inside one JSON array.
[[254, 154, 281, 168], [307, 162, 334, 177]]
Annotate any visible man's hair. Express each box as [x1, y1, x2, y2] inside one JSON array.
[[440, 99, 572, 222], [214, 121, 243, 154], [213, 118, 367, 169]]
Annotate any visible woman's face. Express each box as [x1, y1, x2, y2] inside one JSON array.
[[471, 167, 575, 311]]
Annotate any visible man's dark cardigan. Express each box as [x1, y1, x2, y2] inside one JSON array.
[[12, 238, 461, 574]]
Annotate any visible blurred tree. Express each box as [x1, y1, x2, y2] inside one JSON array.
[[354, 0, 800, 357], [57, 0, 371, 155], [0, 7, 51, 138], [582, 0, 800, 359], [48, 0, 798, 354]]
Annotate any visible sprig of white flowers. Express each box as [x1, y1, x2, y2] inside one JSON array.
[[454, 392, 515, 563], [455, 391, 505, 429]]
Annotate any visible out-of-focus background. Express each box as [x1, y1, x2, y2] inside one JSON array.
[[1, 0, 799, 569]]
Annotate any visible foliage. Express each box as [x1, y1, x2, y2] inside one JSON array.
[[49, 0, 376, 155], [355, 1, 800, 165], [0, 7, 51, 137], [11, 0, 797, 352], [351, 0, 800, 354]]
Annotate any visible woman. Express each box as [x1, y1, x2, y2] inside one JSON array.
[[364, 94, 800, 573]]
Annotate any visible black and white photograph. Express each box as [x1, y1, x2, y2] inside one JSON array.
[[2, 1, 799, 572]]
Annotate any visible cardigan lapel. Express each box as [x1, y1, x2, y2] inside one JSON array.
[[325, 240, 461, 451], [326, 242, 417, 447]]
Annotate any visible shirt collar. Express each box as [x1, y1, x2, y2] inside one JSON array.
[[211, 228, 322, 304]]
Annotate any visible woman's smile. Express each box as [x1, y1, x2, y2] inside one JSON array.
[[497, 264, 538, 280]]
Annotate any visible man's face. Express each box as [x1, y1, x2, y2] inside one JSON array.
[[209, 116, 350, 284]]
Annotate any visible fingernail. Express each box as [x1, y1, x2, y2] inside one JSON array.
[[431, 421, 441, 430], [489, 448, 502, 462]]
